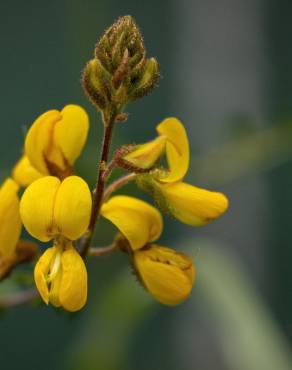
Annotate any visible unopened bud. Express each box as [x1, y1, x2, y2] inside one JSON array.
[[129, 58, 160, 102], [96, 15, 145, 73], [82, 16, 160, 111], [82, 59, 113, 110], [112, 48, 130, 89]]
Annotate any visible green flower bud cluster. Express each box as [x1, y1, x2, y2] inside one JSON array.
[[82, 16, 160, 114]]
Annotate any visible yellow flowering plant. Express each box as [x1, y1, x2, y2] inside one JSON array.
[[0, 15, 228, 312]]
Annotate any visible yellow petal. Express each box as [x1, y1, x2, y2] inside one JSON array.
[[54, 105, 89, 166], [59, 244, 87, 312], [101, 196, 163, 250], [34, 246, 57, 305], [134, 245, 195, 305], [13, 155, 43, 187], [25, 110, 62, 174], [20, 176, 61, 242], [0, 178, 21, 259], [160, 182, 229, 226], [123, 136, 166, 169], [156, 118, 189, 183], [53, 176, 92, 240]]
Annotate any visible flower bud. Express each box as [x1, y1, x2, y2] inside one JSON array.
[[82, 16, 160, 110], [128, 58, 160, 102], [82, 59, 112, 111], [133, 245, 195, 305], [95, 16, 145, 74]]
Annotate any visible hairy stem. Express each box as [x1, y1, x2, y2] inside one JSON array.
[[80, 112, 117, 258], [89, 243, 118, 257], [103, 173, 137, 201], [101, 159, 116, 181]]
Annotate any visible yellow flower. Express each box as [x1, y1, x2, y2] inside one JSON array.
[[0, 178, 21, 260], [101, 195, 195, 305], [125, 116, 228, 226], [20, 176, 92, 242], [134, 246, 195, 306], [24, 104, 89, 178], [20, 175, 92, 311], [124, 117, 189, 182], [137, 175, 229, 226], [34, 241, 87, 312]]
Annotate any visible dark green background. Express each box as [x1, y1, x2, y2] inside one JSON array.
[[1, 1, 292, 369]]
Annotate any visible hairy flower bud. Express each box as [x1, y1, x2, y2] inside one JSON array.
[[82, 16, 160, 111], [128, 58, 160, 102], [95, 15, 145, 74], [82, 59, 112, 111]]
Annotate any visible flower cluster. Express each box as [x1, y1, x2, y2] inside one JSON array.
[[0, 16, 228, 312]]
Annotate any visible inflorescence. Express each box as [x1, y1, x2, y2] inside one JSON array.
[[0, 16, 228, 312]]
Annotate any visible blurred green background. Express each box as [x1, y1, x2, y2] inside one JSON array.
[[1, 0, 292, 369]]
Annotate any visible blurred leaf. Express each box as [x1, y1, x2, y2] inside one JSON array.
[[188, 239, 292, 370]]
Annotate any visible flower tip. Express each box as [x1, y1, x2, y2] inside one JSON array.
[[205, 191, 229, 223]]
